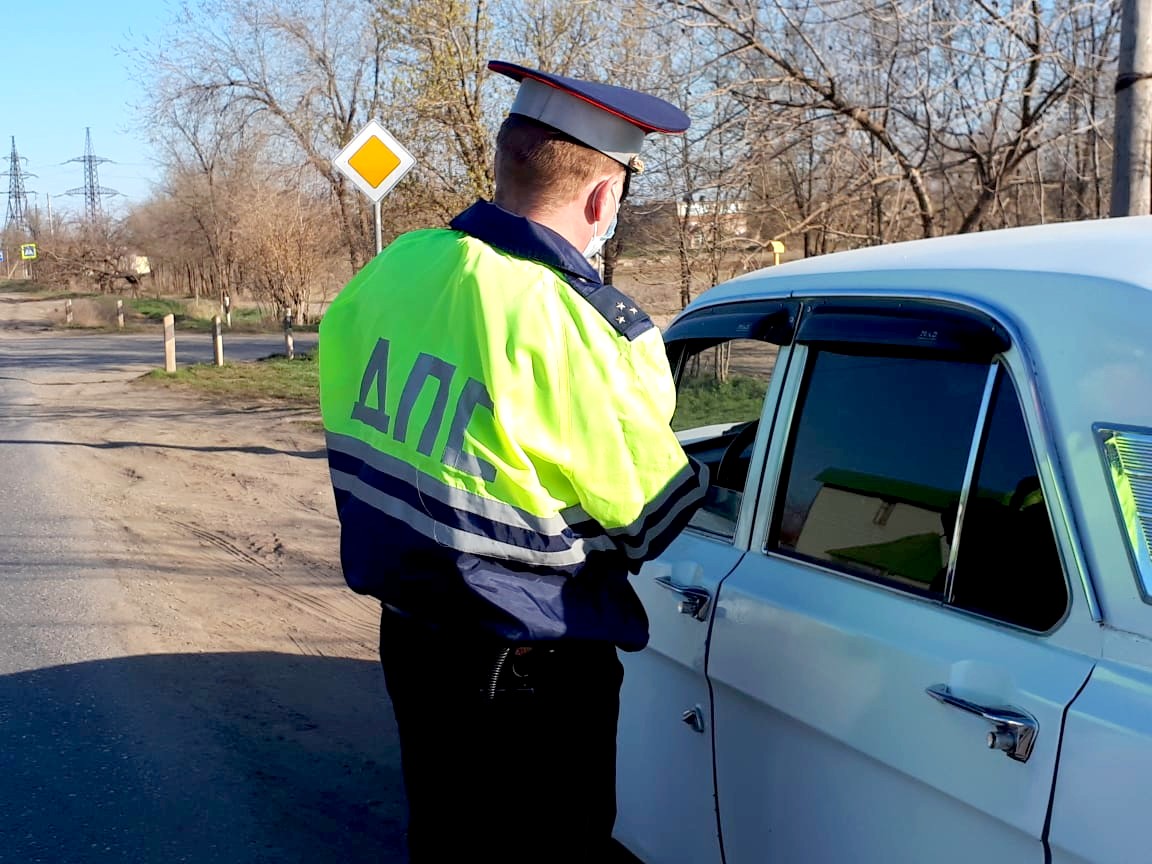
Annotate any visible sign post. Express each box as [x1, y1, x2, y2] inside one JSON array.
[[333, 120, 416, 255]]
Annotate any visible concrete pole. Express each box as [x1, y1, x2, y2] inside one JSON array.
[[212, 316, 224, 366], [163, 313, 177, 373], [1112, 0, 1152, 216], [283, 310, 295, 361]]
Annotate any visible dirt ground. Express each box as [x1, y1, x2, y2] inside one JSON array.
[[0, 291, 381, 664], [0, 261, 696, 663]]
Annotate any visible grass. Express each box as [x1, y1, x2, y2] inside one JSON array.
[[672, 374, 768, 431], [143, 352, 319, 408], [0, 280, 92, 302], [127, 297, 275, 332], [1, 279, 54, 294]]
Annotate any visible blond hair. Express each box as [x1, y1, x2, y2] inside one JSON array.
[[494, 115, 624, 213]]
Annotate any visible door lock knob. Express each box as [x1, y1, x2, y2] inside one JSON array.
[[987, 728, 1018, 752], [681, 705, 706, 734]]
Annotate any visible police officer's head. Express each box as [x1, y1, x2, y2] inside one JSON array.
[[488, 62, 690, 259]]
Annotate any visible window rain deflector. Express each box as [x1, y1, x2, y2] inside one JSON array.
[[795, 298, 1010, 358], [664, 300, 798, 350]]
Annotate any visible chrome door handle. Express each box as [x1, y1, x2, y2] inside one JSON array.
[[926, 683, 1038, 763], [654, 575, 711, 621]]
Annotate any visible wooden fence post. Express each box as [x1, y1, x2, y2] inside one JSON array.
[[283, 309, 294, 360], [212, 316, 224, 366], [116, 299, 124, 330], [163, 313, 176, 373]]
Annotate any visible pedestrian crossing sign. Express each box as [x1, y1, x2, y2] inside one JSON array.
[[19, 243, 37, 261]]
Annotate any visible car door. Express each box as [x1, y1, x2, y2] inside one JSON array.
[[614, 301, 796, 864], [707, 299, 1095, 863]]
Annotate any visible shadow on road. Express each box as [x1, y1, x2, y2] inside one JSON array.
[[0, 651, 405, 863]]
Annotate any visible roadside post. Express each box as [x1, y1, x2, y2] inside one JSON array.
[[222, 292, 232, 328], [283, 309, 294, 360], [333, 120, 415, 256], [65, 298, 73, 325], [163, 313, 176, 373], [212, 316, 224, 366], [116, 299, 124, 329]]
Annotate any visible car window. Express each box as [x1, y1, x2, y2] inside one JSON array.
[[673, 339, 779, 538], [949, 373, 1067, 630], [770, 351, 986, 594], [769, 348, 1068, 630]]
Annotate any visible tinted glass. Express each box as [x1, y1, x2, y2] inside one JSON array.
[[674, 340, 779, 538], [772, 351, 987, 593], [950, 374, 1067, 629]]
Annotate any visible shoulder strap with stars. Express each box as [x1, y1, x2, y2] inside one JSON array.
[[563, 275, 654, 341]]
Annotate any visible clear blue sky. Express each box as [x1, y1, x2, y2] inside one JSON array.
[[2, 0, 170, 217]]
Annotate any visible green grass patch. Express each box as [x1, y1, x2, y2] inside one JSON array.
[[143, 352, 319, 407], [672, 374, 767, 431], [128, 298, 282, 332]]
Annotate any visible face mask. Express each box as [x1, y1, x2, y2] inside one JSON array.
[[583, 188, 619, 259]]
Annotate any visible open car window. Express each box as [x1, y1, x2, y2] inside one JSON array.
[[672, 339, 780, 539]]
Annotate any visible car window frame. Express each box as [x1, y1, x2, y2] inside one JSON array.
[[745, 295, 1082, 633], [665, 300, 799, 551]]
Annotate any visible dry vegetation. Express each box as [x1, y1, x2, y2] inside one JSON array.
[[6, 0, 1122, 316]]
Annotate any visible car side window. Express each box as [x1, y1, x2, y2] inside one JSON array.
[[949, 373, 1068, 630], [770, 350, 986, 593], [672, 339, 779, 539], [769, 348, 1068, 630]]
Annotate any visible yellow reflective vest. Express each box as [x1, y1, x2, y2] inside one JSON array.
[[319, 200, 707, 648]]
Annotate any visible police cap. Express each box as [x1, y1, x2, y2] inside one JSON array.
[[488, 60, 691, 172]]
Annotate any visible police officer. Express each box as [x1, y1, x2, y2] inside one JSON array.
[[319, 61, 708, 863]]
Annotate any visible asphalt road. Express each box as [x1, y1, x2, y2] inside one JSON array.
[[0, 330, 407, 863]]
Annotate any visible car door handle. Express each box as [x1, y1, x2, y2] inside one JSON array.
[[654, 575, 711, 621], [926, 683, 1038, 763]]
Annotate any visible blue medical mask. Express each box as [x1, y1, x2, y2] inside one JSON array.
[[583, 188, 619, 259]]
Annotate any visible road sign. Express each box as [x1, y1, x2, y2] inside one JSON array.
[[19, 244, 37, 261], [334, 120, 415, 203], [0, 250, 5, 264]]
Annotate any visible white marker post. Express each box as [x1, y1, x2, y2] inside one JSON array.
[[163, 313, 176, 373], [333, 120, 416, 256], [212, 316, 224, 366], [283, 310, 295, 361]]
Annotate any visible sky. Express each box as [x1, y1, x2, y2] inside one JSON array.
[[1, 0, 170, 219]]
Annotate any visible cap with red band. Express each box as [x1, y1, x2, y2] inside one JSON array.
[[489, 60, 691, 171]]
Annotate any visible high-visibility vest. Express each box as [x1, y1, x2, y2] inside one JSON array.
[[319, 200, 706, 648]]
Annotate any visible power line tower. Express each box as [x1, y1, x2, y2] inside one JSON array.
[[3, 136, 35, 233], [65, 127, 119, 222]]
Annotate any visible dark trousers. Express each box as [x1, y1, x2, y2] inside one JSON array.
[[378, 605, 624, 863]]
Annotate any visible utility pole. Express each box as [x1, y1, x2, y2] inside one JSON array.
[[1112, 0, 1152, 216]]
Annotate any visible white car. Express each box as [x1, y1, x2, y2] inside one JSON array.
[[615, 216, 1152, 864]]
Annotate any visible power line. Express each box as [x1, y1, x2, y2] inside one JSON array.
[[64, 127, 120, 222], [2, 136, 36, 233]]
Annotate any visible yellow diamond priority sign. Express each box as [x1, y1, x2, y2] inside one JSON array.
[[334, 120, 415, 203]]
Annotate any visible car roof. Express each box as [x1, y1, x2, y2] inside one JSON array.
[[690, 216, 1152, 311]]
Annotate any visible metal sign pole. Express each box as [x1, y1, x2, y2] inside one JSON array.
[[375, 200, 383, 255]]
